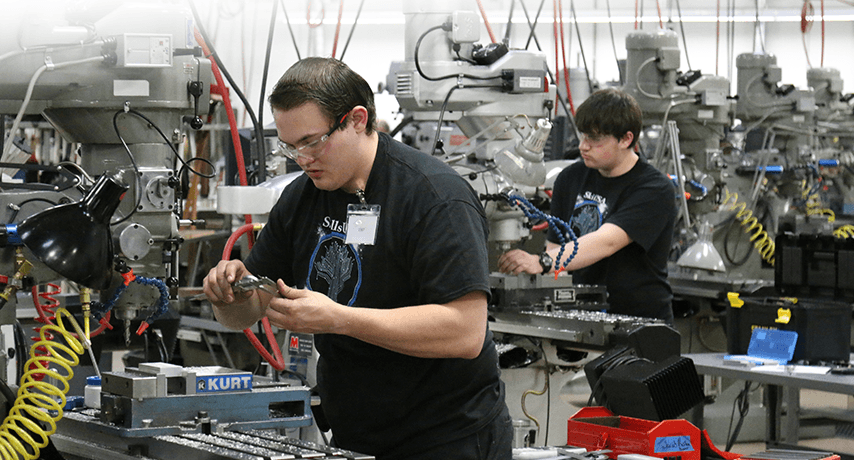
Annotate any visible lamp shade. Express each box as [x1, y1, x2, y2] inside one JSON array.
[[677, 221, 726, 272], [17, 174, 127, 290]]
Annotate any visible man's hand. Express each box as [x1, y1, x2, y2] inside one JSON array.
[[202, 260, 264, 330], [203, 259, 253, 306], [266, 280, 344, 334], [497, 249, 542, 275]]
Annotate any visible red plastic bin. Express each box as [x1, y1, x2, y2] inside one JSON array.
[[567, 407, 700, 460]]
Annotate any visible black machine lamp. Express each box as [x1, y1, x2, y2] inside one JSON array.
[[13, 173, 127, 290]]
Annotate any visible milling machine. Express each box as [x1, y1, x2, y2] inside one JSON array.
[[0, 3, 344, 458]]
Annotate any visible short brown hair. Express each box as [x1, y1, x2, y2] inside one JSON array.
[[575, 88, 643, 149], [268, 57, 377, 134]]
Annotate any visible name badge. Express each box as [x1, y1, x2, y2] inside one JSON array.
[[345, 204, 380, 245]]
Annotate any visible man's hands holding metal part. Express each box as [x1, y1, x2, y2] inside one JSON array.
[[202, 259, 343, 334]]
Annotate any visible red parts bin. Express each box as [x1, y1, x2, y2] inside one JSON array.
[[567, 407, 700, 460]]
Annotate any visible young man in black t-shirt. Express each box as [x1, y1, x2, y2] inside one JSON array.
[[498, 88, 676, 322], [203, 58, 511, 460]]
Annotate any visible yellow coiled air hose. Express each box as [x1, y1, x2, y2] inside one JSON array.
[[0, 307, 87, 459], [721, 188, 776, 266], [799, 181, 854, 239], [835, 225, 854, 239], [802, 180, 836, 222]]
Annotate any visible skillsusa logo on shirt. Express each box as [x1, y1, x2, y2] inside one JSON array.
[[306, 220, 362, 306], [571, 191, 608, 236]]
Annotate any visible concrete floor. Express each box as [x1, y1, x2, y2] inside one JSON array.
[[730, 389, 854, 459]]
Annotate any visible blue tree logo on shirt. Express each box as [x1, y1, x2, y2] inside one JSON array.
[[315, 240, 353, 302], [571, 192, 607, 236], [307, 233, 362, 306]]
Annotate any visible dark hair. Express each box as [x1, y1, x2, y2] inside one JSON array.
[[574, 88, 643, 149], [268, 57, 377, 134]]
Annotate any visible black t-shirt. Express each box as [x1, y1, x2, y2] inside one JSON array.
[[548, 158, 676, 321], [244, 132, 505, 457]]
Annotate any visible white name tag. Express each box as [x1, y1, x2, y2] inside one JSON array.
[[345, 204, 380, 245]]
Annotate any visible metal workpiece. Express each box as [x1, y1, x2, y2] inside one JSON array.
[[178, 433, 299, 459], [490, 308, 666, 350], [147, 431, 376, 459], [489, 273, 607, 311], [244, 430, 376, 460], [217, 432, 326, 458], [149, 435, 267, 460], [233, 275, 280, 297], [102, 369, 160, 399], [55, 411, 373, 460]]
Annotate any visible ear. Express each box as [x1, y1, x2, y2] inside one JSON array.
[[349, 106, 369, 133], [618, 131, 634, 150]]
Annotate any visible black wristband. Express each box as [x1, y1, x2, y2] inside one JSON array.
[[538, 251, 553, 274]]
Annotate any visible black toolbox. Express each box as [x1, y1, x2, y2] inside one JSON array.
[[726, 295, 851, 364]]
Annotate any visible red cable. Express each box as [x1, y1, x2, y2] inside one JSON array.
[[475, 0, 497, 43], [221, 223, 260, 260], [31, 284, 110, 338], [821, 0, 825, 67], [193, 28, 254, 245], [194, 30, 249, 190], [801, 1, 814, 33], [716, 0, 721, 75], [307, 0, 324, 28], [222, 223, 286, 372], [802, 2, 814, 68], [331, 0, 344, 58], [656, 0, 663, 29], [552, 0, 560, 118], [558, 0, 575, 116], [635, 0, 639, 30], [194, 29, 280, 372]]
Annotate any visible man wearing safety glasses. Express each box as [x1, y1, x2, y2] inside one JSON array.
[[203, 57, 511, 460]]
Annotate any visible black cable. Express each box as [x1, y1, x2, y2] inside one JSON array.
[[606, 0, 624, 84], [112, 111, 144, 225], [429, 84, 503, 156], [430, 85, 460, 156], [258, 0, 278, 146], [722, 216, 752, 266], [726, 381, 753, 451], [503, 0, 516, 45], [389, 115, 413, 138], [280, 0, 301, 60], [122, 109, 216, 179], [454, 48, 479, 65], [522, 0, 547, 51], [753, 0, 766, 54], [415, 25, 455, 82], [541, 342, 551, 446], [14, 321, 27, 386], [674, 0, 692, 70], [338, 0, 366, 61], [8, 197, 58, 222], [414, 25, 503, 82], [189, 0, 266, 184], [569, 0, 594, 94], [112, 109, 215, 226], [727, 0, 735, 81], [280, 368, 310, 387], [177, 158, 217, 185]]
